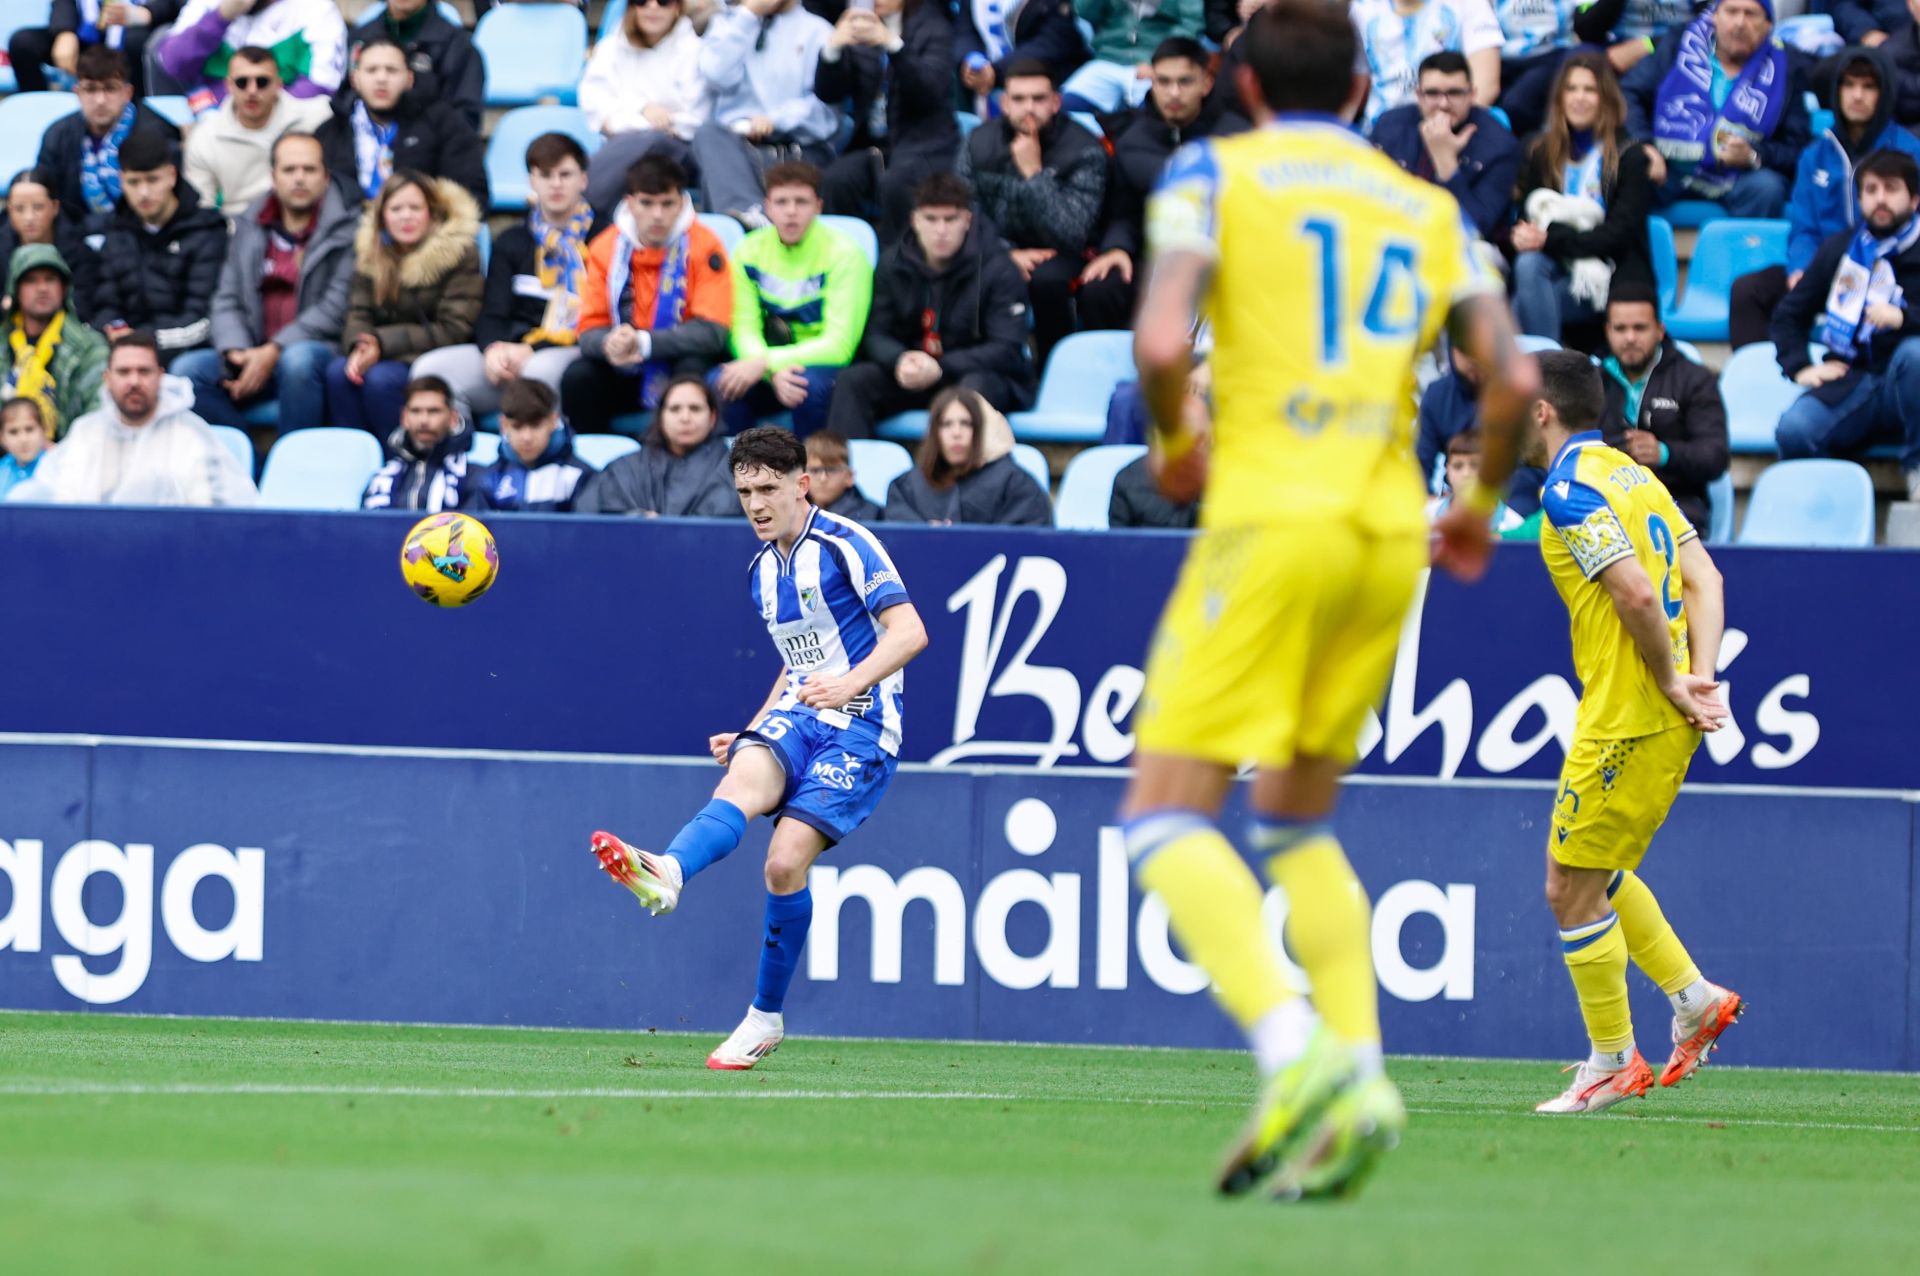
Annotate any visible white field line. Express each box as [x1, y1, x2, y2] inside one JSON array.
[[0, 1079, 1915, 1135]]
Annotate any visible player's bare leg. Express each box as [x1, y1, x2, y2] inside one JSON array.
[[708, 816, 830, 1070], [1537, 858, 1655, 1113], [592, 744, 785, 915]]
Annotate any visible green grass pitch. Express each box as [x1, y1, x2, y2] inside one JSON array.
[[3, 1013, 1917, 1274]]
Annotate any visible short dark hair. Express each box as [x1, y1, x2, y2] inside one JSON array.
[[805, 430, 850, 467], [1605, 280, 1662, 317], [1241, 0, 1357, 117], [269, 130, 323, 169], [730, 424, 807, 476], [403, 375, 454, 407], [229, 45, 279, 73], [525, 131, 588, 175], [1002, 57, 1056, 89], [499, 378, 558, 425], [75, 45, 129, 85], [1, 396, 51, 434], [1152, 36, 1210, 68], [625, 153, 687, 197], [1857, 147, 1920, 196], [1445, 427, 1481, 457], [1534, 350, 1604, 431], [913, 172, 972, 212], [108, 330, 161, 364], [1419, 51, 1472, 82], [764, 161, 823, 197], [118, 130, 175, 176], [354, 36, 408, 66]]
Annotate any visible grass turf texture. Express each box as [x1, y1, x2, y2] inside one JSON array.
[[2, 1014, 1916, 1273]]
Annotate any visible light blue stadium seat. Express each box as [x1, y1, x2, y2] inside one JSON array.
[[1487, 105, 1511, 131], [1665, 219, 1789, 342], [475, 4, 588, 107], [145, 95, 193, 128], [485, 105, 601, 211], [574, 434, 640, 468], [1719, 341, 1808, 454], [1648, 216, 1678, 315], [1659, 200, 1726, 230], [1515, 334, 1560, 354], [955, 110, 983, 139], [1011, 443, 1051, 497], [1706, 469, 1735, 543], [819, 213, 879, 267], [1736, 458, 1875, 547], [0, 4, 52, 94], [1673, 339, 1705, 364], [698, 211, 745, 254], [257, 428, 384, 510], [1055, 444, 1147, 530], [598, 0, 630, 43], [475, 221, 490, 272], [1008, 330, 1136, 443], [360, 1, 464, 24], [0, 92, 79, 184], [468, 433, 501, 466], [848, 438, 912, 507], [875, 412, 924, 441], [209, 425, 254, 475]]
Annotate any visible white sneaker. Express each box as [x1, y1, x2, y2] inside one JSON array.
[[591, 831, 682, 916], [1534, 1051, 1654, 1114], [706, 1006, 784, 1071]]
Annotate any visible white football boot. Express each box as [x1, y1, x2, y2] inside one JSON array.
[[707, 1006, 784, 1071]]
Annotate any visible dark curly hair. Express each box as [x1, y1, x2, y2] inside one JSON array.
[[729, 425, 807, 477]]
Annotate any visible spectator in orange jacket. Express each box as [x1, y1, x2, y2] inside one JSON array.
[[561, 154, 733, 434]]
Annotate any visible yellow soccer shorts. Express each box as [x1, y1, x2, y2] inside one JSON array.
[[1134, 521, 1425, 769], [1549, 725, 1701, 870]]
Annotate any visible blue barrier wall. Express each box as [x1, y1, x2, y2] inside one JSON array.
[[2, 737, 1914, 1069], [2, 506, 1916, 787]]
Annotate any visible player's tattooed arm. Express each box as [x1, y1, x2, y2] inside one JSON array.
[[1445, 292, 1539, 497], [1597, 556, 1728, 733]]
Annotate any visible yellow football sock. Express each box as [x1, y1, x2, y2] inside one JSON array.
[[1608, 870, 1702, 994], [1560, 914, 1634, 1053], [1258, 830, 1380, 1048], [1130, 822, 1295, 1029]]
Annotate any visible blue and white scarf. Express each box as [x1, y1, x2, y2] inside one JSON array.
[[970, 0, 1028, 61], [76, 0, 127, 49], [351, 100, 399, 200], [604, 225, 691, 409], [1817, 214, 1920, 357], [1652, 9, 1790, 199], [1564, 134, 1605, 206], [79, 101, 135, 214]]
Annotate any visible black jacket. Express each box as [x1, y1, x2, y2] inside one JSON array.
[[32, 105, 181, 223], [314, 93, 490, 211], [884, 454, 1053, 525], [1512, 134, 1659, 290], [350, 8, 486, 129], [1621, 30, 1812, 181], [1372, 104, 1523, 239], [818, 486, 883, 523], [955, 0, 1089, 83], [1098, 93, 1247, 259], [1773, 224, 1920, 381], [1884, 24, 1920, 126], [958, 113, 1107, 255], [816, 0, 961, 170], [1108, 455, 1196, 529], [1598, 338, 1729, 530], [863, 221, 1036, 402], [576, 436, 740, 518], [463, 426, 596, 513], [473, 212, 611, 350], [77, 180, 229, 355]]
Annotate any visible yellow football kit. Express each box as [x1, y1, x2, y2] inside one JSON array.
[[1133, 118, 1498, 767], [1540, 432, 1703, 870]]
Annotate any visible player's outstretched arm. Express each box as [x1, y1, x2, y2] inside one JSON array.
[[1432, 294, 1540, 582], [1596, 556, 1728, 733], [1676, 537, 1726, 680], [796, 602, 929, 712]]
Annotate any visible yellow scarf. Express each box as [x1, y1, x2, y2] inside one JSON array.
[[7, 309, 64, 439]]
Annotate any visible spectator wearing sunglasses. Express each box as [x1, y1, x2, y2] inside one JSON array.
[[181, 46, 332, 223]]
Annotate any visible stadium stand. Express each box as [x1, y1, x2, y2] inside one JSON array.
[[256, 428, 384, 511], [573, 433, 640, 468], [0, 91, 77, 181], [486, 105, 601, 211], [848, 438, 913, 508], [0, 3, 50, 96], [1648, 216, 1679, 316], [1011, 442, 1052, 496], [1664, 220, 1790, 343], [210, 425, 255, 476], [473, 3, 588, 108], [1055, 444, 1148, 530], [1720, 342, 1811, 455], [696, 211, 745, 255], [469, 433, 500, 467], [1008, 330, 1136, 444], [820, 214, 879, 268], [1737, 458, 1877, 548]]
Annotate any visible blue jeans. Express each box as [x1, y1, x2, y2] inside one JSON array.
[[1776, 338, 1920, 470], [712, 365, 841, 438], [175, 340, 335, 432], [1512, 252, 1600, 343], [325, 356, 415, 441], [1657, 167, 1790, 219]]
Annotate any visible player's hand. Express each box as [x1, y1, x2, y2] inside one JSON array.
[[771, 365, 809, 408], [1663, 674, 1729, 733], [798, 672, 864, 711], [1867, 301, 1906, 331], [1149, 422, 1209, 505], [1009, 248, 1055, 281], [1794, 361, 1849, 388], [708, 732, 738, 764], [1081, 248, 1132, 284], [1621, 428, 1662, 466], [1431, 499, 1497, 582]]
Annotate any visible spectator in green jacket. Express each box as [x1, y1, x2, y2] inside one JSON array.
[[712, 162, 874, 438], [0, 243, 109, 441], [1061, 0, 1206, 114]]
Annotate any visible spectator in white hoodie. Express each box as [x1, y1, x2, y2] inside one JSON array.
[[690, 0, 839, 228], [579, 0, 709, 217], [181, 45, 332, 221]]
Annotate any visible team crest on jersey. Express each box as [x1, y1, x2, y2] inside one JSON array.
[[1562, 509, 1633, 577], [799, 585, 820, 613]]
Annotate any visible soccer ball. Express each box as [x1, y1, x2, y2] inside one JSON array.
[[400, 512, 499, 607]]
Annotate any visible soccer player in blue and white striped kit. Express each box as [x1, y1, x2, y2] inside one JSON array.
[[592, 426, 929, 1069]]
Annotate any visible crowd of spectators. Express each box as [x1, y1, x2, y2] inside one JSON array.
[[7, 0, 1918, 520]]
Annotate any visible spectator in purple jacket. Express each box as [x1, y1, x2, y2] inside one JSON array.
[[155, 0, 348, 112]]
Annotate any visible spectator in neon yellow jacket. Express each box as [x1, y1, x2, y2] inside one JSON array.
[[711, 162, 873, 438]]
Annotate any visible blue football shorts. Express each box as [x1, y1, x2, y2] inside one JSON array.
[[729, 706, 897, 845]]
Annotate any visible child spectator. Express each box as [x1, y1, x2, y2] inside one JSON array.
[[1427, 427, 1525, 532], [805, 429, 882, 522], [0, 398, 53, 500], [883, 386, 1052, 525], [577, 375, 740, 516], [463, 379, 596, 514], [361, 375, 473, 512]]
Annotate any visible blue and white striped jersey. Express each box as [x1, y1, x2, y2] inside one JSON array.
[[748, 508, 912, 754]]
